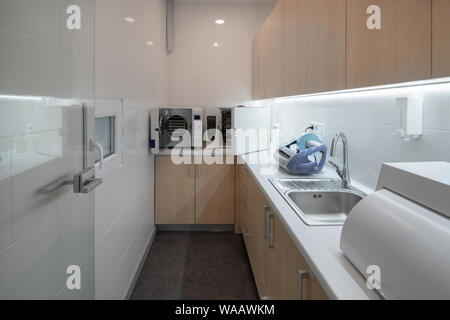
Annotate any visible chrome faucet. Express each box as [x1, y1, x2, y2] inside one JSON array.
[[329, 132, 350, 189]]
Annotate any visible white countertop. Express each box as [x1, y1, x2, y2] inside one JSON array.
[[241, 150, 381, 300], [155, 147, 233, 157]]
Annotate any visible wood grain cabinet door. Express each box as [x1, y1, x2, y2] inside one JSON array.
[[251, 27, 269, 100], [266, 0, 285, 99], [304, 0, 346, 94], [271, 214, 328, 300], [283, 0, 346, 96], [195, 163, 235, 225], [251, 36, 261, 100], [259, 21, 270, 99], [347, 0, 432, 88], [155, 156, 195, 225], [283, 0, 307, 96], [432, 0, 450, 78]]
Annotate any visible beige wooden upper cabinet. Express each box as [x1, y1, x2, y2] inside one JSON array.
[[283, 0, 346, 96], [303, 0, 346, 94], [347, 0, 432, 88], [195, 162, 235, 225], [252, 1, 284, 100], [251, 36, 261, 100], [266, 0, 285, 99], [252, 24, 269, 100], [283, 0, 306, 96], [155, 156, 195, 225], [432, 0, 450, 78]]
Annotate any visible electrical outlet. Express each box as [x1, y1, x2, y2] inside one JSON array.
[[310, 122, 325, 139]]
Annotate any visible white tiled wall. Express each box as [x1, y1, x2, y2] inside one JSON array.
[[0, 0, 95, 299], [0, 0, 167, 300], [168, 0, 276, 108], [93, 0, 168, 300], [273, 84, 450, 190]]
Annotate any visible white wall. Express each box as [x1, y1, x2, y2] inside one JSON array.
[[0, 0, 96, 299], [272, 83, 450, 190], [168, 0, 275, 108], [94, 0, 168, 300], [0, 0, 167, 300]]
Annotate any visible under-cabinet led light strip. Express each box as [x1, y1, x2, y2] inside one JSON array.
[[257, 77, 450, 103]]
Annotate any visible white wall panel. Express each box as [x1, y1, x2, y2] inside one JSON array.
[[168, 1, 275, 108], [273, 86, 450, 190], [94, 0, 168, 299]]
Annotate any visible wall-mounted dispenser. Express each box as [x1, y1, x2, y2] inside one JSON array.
[[397, 97, 423, 141]]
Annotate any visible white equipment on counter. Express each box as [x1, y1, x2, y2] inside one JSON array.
[[204, 108, 232, 146], [150, 108, 203, 154], [232, 106, 271, 155], [192, 108, 203, 149], [340, 162, 450, 300]]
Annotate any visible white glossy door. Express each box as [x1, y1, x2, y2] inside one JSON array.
[[0, 0, 95, 299]]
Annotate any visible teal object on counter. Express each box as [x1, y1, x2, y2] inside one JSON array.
[[296, 133, 322, 151], [278, 132, 327, 175]]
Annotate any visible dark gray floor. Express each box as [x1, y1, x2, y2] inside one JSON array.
[[131, 232, 259, 300]]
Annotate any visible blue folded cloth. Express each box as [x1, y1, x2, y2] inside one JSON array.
[[286, 145, 327, 175]]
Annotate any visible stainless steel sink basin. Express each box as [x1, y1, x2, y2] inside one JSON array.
[[270, 178, 365, 226]]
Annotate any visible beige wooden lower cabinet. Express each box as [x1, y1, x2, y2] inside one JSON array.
[[237, 164, 328, 300], [155, 156, 235, 225], [195, 161, 235, 224], [155, 156, 195, 224]]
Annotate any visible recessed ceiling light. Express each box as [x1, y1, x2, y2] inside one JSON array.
[[213, 42, 220, 47], [146, 40, 154, 46], [125, 17, 135, 23], [215, 19, 225, 25]]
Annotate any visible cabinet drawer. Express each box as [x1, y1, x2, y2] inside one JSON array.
[[238, 161, 328, 300], [239, 199, 251, 223], [155, 156, 195, 224], [240, 221, 252, 248], [239, 165, 254, 193], [240, 169, 260, 200]]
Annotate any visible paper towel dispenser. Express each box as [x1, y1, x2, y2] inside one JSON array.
[[341, 162, 450, 300]]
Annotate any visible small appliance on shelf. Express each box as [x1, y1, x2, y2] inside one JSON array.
[[150, 108, 203, 153]]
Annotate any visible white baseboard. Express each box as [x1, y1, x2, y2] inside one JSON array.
[[123, 227, 157, 300]]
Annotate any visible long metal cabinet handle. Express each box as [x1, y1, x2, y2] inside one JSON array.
[[264, 206, 270, 240], [241, 165, 250, 176], [298, 270, 310, 300], [197, 164, 201, 178], [268, 213, 275, 249], [189, 164, 193, 177]]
